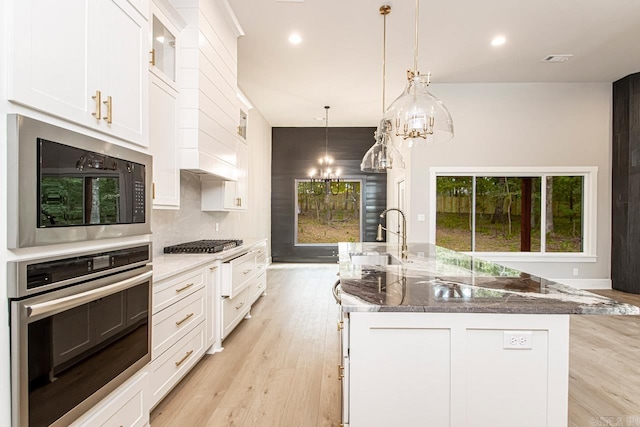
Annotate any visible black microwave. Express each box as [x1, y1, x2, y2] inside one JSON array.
[[7, 115, 152, 248]]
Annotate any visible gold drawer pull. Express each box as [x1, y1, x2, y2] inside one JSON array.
[[103, 95, 112, 124], [150, 48, 156, 66], [338, 365, 344, 380], [91, 90, 102, 119], [175, 312, 194, 326], [337, 320, 343, 331], [243, 269, 252, 275], [175, 282, 194, 293], [235, 301, 245, 310], [175, 350, 194, 367]]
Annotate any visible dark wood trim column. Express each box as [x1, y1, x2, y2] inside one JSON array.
[[612, 71, 640, 294]]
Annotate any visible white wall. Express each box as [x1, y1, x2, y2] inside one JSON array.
[[151, 108, 272, 257], [390, 83, 612, 284]]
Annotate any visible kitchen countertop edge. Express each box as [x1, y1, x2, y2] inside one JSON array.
[[152, 238, 267, 282]]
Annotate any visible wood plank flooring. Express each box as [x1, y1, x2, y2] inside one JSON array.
[[150, 265, 640, 427]]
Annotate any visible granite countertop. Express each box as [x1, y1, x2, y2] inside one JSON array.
[[338, 242, 640, 315], [152, 238, 267, 282]]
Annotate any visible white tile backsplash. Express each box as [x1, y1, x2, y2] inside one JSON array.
[[151, 170, 244, 257]]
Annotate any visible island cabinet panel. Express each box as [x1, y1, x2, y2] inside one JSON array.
[[464, 329, 549, 427], [344, 312, 569, 427], [349, 322, 452, 427]]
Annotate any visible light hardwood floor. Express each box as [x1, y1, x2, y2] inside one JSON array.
[[150, 264, 640, 427]]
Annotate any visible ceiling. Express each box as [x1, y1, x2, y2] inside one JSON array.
[[228, 0, 640, 127]]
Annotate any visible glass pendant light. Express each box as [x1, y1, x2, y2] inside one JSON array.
[[361, 4, 405, 173], [384, 0, 454, 147]]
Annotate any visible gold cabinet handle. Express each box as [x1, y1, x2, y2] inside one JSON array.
[[103, 96, 113, 124], [337, 320, 343, 331], [152, 182, 156, 200], [175, 312, 194, 326], [243, 269, 252, 275], [209, 266, 218, 271], [175, 282, 194, 293], [150, 49, 156, 66], [338, 365, 344, 380], [235, 301, 244, 310], [236, 197, 241, 207], [92, 90, 102, 120], [175, 350, 194, 367]]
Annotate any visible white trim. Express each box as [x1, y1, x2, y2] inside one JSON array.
[[430, 166, 598, 260], [471, 252, 597, 263], [293, 178, 364, 246], [217, 0, 245, 37], [549, 278, 611, 290]]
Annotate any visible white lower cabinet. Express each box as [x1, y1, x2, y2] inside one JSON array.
[[148, 263, 214, 410], [71, 371, 148, 427], [222, 286, 250, 340], [151, 287, 205, 358], [148, 321, 206, 408], [343, 312, 570, 427]]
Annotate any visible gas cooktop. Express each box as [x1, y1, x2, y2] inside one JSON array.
[[163, 239, 243, 254]]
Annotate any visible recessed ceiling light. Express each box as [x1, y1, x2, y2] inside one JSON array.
[[288, 33, 303, 45], [491, 36, 506, 46]]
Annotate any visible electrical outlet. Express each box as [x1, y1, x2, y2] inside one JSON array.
[[573, 268, 579, 276], [417, 213, 426, 222], [503, 331, 533, 350], [215, 223, 219, 232]]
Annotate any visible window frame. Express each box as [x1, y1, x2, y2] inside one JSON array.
[[294, 178, 364, 246], [429, 167, 598, 263]]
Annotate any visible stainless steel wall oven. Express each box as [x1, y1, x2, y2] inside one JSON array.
[[7, 114, 152, 248], [8, 244, 152, 427]]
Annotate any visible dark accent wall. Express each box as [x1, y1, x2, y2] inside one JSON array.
[[612, 72, 640, 294], [271, 127, 386, 263]]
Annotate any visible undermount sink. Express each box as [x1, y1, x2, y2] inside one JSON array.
[[349, 252, 402, 266]]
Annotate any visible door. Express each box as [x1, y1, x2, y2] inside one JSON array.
[[150, 73, 180, 208], [99, 0, 148, 145]]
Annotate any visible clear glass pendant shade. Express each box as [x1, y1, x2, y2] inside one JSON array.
[[385, 73, 454, 147], [360, 119, 405, 172]]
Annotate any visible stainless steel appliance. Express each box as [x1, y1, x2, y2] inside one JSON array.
[[9, 244, 152, 427], [7, 114, 152, 248], [163, 239, 243, 254]]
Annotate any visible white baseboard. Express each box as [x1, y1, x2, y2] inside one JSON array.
[[549, 278, 612, 290]]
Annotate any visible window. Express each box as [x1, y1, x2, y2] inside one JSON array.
[[295, 180, 362, 244], [431, 167, 596, 258]]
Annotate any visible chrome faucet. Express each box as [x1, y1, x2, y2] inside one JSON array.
[[376, 208, 408, 257]]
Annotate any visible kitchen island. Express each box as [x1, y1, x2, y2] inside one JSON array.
[[336, 243, 639, 427]]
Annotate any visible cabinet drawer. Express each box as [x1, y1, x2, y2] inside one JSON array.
[[153, 268, 205, 313], [222, 287, 250, 339], [152, 288, 206, 359], [72, 372, 148, 427], [221, 252, 255, 298], [251, 274, 267, 304], [149, 322, 205, 409], [255, 252, 267, 278]]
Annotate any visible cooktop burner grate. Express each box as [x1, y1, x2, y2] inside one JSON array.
[[163, 239, 243, 254]]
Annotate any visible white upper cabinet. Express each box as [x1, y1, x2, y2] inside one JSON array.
[[149, 0, 185, 209], [8, 0, 148, 147]]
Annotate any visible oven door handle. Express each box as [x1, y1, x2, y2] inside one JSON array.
[[25, 270, 153, 318]]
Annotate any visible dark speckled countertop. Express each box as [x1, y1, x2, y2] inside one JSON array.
[[338, 242, 640, 315]]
